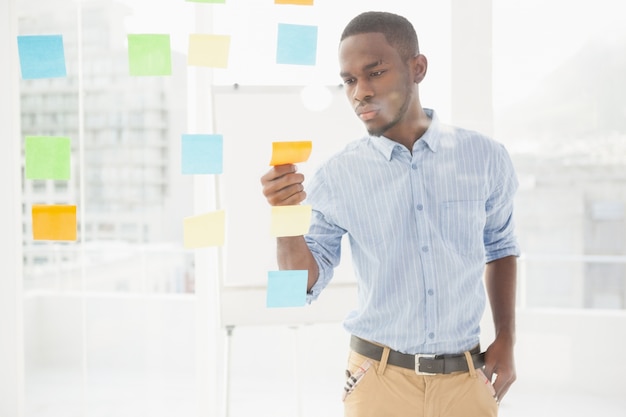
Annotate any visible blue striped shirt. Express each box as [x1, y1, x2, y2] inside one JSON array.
[[304, 109, 520, 355]]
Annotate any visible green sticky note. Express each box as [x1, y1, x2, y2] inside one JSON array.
[[127, 34, 172, 76], [25, 136, 71, 180]]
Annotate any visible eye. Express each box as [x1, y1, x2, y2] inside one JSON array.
[[370, 70, 385, 77], [343, 78, 355, 85]]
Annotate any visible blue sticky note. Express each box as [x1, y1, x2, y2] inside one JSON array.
[[266, 270, 308, 308], [276, 23, 318, 66], [181, 134, 223, 175], [17, 35, 67, 79]]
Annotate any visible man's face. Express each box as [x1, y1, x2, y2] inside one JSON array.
[[339, 32, 414, 137]]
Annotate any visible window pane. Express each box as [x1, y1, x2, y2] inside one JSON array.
[[20, 1, 196, 415], [493, 0, 626, 309]]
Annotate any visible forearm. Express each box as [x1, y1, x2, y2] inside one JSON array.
[[277, 236, 319, 292], [483, 255, 518, 400], [485, 255, 517, 340]]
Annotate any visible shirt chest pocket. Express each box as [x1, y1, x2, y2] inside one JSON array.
[[438, 200, 486, 255]]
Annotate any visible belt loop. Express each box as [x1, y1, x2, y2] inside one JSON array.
[[464, 350, 477, 378], [377, 346, 390, 375]]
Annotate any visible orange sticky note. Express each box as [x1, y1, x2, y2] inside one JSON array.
[[270, 141, 312, 166], [32, 205, 77, 241], [183, 210, 226, 248], [275, 0, 314, 5], [271, 205, 312, 237]]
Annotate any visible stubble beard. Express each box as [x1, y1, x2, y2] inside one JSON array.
[[366, 88, 413, 137]]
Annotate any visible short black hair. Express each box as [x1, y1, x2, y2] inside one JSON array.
[[340, 11, 419, 61]]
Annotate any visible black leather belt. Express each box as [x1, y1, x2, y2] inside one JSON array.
[[350, 335, 485, 375]]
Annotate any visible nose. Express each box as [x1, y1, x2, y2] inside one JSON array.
[[352, 79, 373, 103]]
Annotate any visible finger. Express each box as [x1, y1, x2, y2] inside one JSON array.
[[263, 172, 305, 198], [261, 165, 297, 187], [261, 166, 302, 193], [269, 184, 307, 206], [482, 364, 494, 383], [263, 166, 304, 190], [492, 373, 515, 402], [261, 164, 297, 184]]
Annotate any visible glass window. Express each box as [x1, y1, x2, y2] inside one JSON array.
[[493, 0, 626, 309]]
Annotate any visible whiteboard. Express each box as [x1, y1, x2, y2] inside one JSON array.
[[213, 85, 363, 325]]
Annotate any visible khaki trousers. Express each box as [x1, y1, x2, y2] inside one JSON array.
[[343, 348, 498, 417]]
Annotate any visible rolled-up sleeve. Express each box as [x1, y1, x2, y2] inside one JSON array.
[[303, 167, 345, 303], [484, 145, 521, 263]]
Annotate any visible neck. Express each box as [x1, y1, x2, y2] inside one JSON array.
[[386, 106, 431, 151]]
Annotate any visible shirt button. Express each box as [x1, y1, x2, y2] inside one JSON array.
[[411, 163, 418, 170], [428, 333, 435, 339], [427, 289, 434, 296], [422, 246, 429, 252], [416, 204, 423, 211]]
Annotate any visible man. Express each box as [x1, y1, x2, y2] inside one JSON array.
[[261, 11, 519, 417]]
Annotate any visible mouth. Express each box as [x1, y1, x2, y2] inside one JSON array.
[[357, 107, 379, 121]]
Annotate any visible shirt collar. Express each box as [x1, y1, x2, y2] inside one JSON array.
[[370, 108, 440, 161]]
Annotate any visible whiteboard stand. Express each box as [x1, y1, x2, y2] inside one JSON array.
[[218, 282, 356, 417], [222, 325, 234, 417], [290, 325, 303, 417]]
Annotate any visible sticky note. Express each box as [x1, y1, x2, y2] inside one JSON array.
[[127, 34, 172, 76], [269, 141, 312, 166], [275, 0, 314, 4], [276, 23, 318, 66], [271, 205, 312, 237], [32, 205, 77, 241], [182, 134, 223, 174], [266, 270, 308, 308], [186, 0, 226, 4], [25, 136, 71, 180], [17, 35, 67, 79], [188, 34, 231, 68], [183, 210, 226, 248]]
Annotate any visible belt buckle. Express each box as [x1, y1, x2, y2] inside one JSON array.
[[415, 354, 437, 376]]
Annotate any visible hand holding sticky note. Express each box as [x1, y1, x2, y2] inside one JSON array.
[[268, 141, 313, 236], [269, 141, 312, 166]]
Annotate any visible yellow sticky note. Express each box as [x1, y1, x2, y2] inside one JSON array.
[[270, 141, 312, 166], [275, 0, 314, 5], [32, 205, 77, 241], [188, 34, 231, 68], [184, 210, 226, 248], [271, 205, 312, 237]]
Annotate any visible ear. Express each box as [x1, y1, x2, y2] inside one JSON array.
[[411, 54, 428, 84]]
